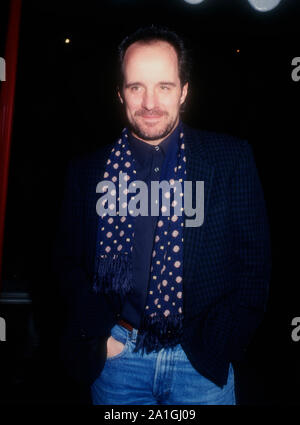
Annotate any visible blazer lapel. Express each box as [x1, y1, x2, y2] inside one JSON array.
[[85, 144, 112, 275], [182, 124, 215, 321]]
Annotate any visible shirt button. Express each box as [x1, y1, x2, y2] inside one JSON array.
[[154, 167, 160, 173], [154, 146, 160, 151]]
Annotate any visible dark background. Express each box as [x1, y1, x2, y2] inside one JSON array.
[[0, 0, 299, 404]]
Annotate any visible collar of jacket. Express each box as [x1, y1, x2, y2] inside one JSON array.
[[181, 123, 215, 322]]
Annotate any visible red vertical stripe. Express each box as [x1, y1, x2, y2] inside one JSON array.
[[0, 0, 22, 291]]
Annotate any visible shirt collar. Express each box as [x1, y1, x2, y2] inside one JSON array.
[[128, 121, 181, 168]]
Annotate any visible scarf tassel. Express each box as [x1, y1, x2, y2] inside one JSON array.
[[92, 253, 133, 296], [133, 312, 184, 355]]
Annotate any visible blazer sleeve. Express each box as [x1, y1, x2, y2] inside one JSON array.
[[51, 158, 115, 385], [227, 140, 272, 361]]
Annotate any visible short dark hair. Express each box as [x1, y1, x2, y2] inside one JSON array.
[[117, 25, 192, 89]]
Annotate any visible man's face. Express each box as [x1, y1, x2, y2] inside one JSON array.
[[118, 40, 188, 144]]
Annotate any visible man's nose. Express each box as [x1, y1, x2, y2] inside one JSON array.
[[141, 89, 157, 110]]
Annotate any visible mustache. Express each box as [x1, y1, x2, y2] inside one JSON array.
[[135, 109, 168, 117]]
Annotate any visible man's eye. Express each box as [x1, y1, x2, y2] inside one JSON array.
[[131, 86, 140, 91], [161, 85, 170, 91]]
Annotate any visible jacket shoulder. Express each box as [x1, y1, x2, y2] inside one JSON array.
[[66, 143, 113, 174], [183, 123, 251, 167], [60, 144, 114, 194]]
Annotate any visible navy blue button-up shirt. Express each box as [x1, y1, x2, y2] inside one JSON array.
[[120, 122, 181, 329]]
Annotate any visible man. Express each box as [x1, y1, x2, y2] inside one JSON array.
[[52, 25, 271, 405]]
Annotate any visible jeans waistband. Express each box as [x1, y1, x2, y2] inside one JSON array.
[[114, 319, 185, 349], [112, 322, 139, 343]]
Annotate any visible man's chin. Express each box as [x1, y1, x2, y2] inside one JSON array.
[[132, 130, 167, 141], [129, 121, 176, 142]]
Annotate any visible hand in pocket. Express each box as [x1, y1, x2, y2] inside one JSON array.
[[106, 335, 125, 358]]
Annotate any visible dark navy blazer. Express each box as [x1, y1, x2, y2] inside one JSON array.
[[52, 122, 271, 388]]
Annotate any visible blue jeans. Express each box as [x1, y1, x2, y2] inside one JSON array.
[[91, 323, 236, 405]]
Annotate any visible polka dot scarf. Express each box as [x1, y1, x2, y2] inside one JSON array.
[[93, 125, 186, 354]]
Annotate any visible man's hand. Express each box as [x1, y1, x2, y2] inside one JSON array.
[[106, 335, 125, 358]]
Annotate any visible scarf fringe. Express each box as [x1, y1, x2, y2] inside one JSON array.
[[133, 312, 184, 355], [92, 253, 134, 296]]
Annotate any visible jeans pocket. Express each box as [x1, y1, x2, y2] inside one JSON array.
[[106, 339, 129, 361], [105, 325, 129, 361]]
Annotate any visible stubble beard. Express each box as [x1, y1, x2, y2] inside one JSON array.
[[127, 113, 179, 142]]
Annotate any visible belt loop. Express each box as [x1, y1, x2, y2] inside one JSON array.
[[118, 318, 138, 342], [130, 327, 138, 342]]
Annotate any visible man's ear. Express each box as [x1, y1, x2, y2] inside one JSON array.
[[180, 82, 188, 105], [117, 88, 124, 104]]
